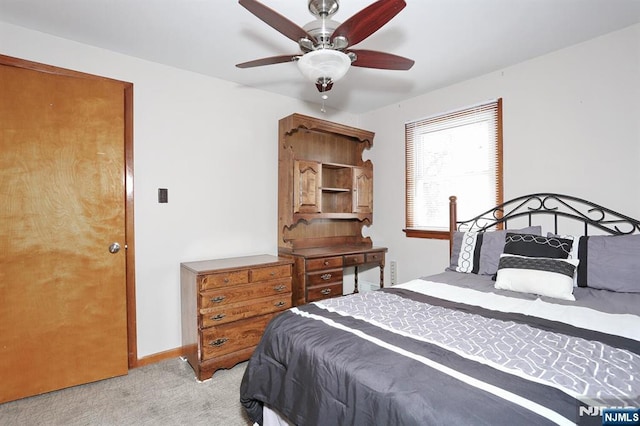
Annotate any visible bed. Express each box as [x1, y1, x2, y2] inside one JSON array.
[[240, 193, 640, 425]]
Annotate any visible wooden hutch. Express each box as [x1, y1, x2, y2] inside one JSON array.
[[278, 113, 386, 306]]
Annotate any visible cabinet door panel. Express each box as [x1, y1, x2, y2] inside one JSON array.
[[353, 166, 373, 214], [293, 160, 322, 213]]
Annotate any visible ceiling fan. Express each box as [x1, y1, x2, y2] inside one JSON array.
[[236, 0, 415, 94]]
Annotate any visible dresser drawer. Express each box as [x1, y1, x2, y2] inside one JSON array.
[[343, 253, 365, 266], [307, 283, 343, 302], [365, 251, 384, 264], [198, 270, 249, 291], [200, 279, 292, 309], [201, 314, 273, 360], [306, 268, 343, 286], [200, 295, 291, 328], [306, 256, 343, 272], [250, 265, 291, 282]]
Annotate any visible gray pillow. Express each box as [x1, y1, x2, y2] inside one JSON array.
[[449, 226, 542, 275], [582, 234, 640, 293]]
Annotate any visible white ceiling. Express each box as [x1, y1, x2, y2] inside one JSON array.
[[1, 0, 639, 113]]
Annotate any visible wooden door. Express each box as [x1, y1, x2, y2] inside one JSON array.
[[0, 63, 129, 402]]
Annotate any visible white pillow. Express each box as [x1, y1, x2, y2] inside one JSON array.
[[494, 254, 579, 301]]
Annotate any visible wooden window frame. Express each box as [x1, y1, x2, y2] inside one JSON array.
[[404, 99, 503, 239]]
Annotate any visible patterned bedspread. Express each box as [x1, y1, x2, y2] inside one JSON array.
[[240, 279, 640, 426]]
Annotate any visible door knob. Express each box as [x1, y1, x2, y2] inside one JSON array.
[[109, 242, 121, 254]]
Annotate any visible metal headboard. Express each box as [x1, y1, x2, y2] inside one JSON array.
[[448, 193, 640, 254]]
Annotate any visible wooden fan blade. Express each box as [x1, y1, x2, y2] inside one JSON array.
[[349, 49, 414, 70], [331, 0, 406, 47], [239, 0, 316, 44], [236, 55, 298, 68]]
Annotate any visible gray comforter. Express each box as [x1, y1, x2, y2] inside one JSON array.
[[240, 274, 640, 426]]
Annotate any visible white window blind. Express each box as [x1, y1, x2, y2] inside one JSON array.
[[405, 99, 503, 233]]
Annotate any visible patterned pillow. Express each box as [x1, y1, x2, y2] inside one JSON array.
[[494, 254, 578, 301], [503, 233, 573, 259], [547, 233, 579, 286], [449, 226, 542, 275], [449, 231, 481, 273], [547, 233, 579, 259]]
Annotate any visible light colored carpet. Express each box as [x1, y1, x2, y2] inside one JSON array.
[[0, 358, 253, 426]]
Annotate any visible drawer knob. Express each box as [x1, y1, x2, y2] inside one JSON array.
[[323, 260, 329, 265], [321, 288, 331, 295], [209, 338, 228, 347], [210, 313, 226, 321], [274, 301, 286, 307], [320, 273, 332, 281], [274, 284, 287, 292], [270, 271, 276, 276], [223, 277, 229, 283], [210, 296, 226, 303]]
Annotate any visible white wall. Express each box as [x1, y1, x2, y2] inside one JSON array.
[[0, 22, 357, 358], [360, 24, 640, 285]]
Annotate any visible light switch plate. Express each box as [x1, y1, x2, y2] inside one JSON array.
[[158, 188, 168, 203]]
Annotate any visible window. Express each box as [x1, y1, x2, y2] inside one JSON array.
[[405, 99, 503, 239]]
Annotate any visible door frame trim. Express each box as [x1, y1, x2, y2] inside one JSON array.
[[1, 54, 139, 368]]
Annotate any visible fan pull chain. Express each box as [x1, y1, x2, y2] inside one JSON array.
[[320, 94, 328, 113]]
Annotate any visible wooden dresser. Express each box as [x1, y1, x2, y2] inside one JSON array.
[[180, 254, 293, 381]]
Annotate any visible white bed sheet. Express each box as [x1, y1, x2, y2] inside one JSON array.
[[396, 278, 640, 341]]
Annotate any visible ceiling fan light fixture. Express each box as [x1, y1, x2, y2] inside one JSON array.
[[297, 49, 351, 86]]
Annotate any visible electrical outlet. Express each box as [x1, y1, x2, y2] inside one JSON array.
[[390, 260, 397, 286]]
